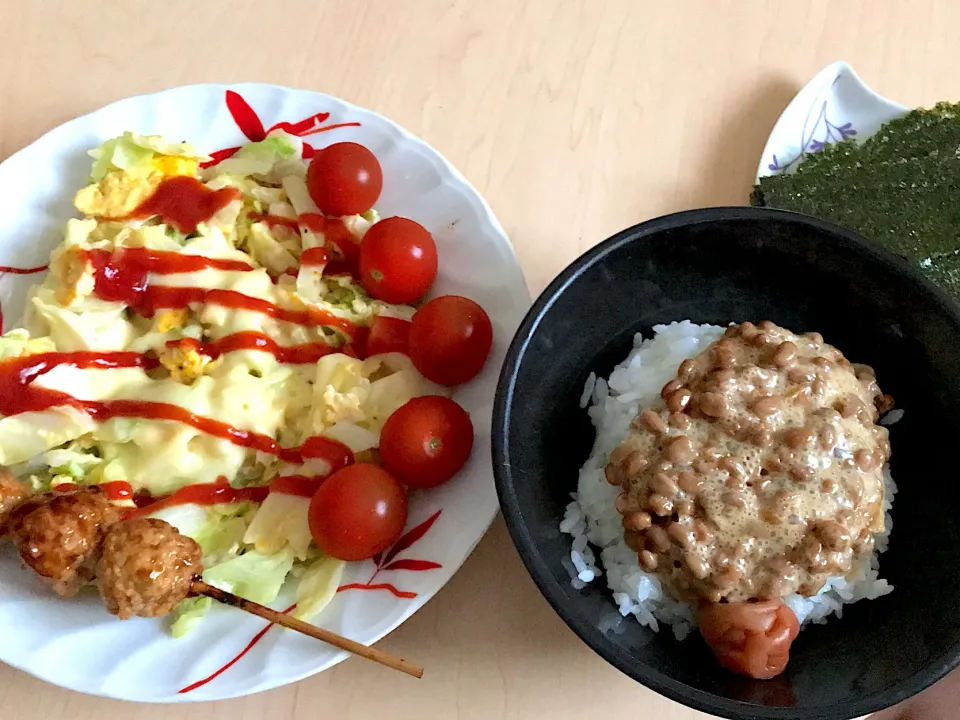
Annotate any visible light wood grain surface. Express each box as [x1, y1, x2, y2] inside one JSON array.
[[1, 1, 958, 718]]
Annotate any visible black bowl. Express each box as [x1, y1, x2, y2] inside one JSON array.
[[493, 207, 960, 720]]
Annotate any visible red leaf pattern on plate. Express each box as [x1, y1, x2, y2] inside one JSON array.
[[179, 603, 297, 694], [337, 582, 417, 600], [381, 510, 442, 566], [225, 90, 265, 141], [270, 111, 331, 136], [200, 146, 241, 169], [337, 510, 444, 600], [206, 90, 360, 169], [382, 559, 442, 572]]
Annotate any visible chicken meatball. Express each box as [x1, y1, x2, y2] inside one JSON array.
[[98, 518, 201, 619], [7, 487, 122, 596], [0, 468, 30, 538]]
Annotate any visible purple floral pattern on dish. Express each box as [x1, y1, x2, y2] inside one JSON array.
[[767, 100, 857, 173]]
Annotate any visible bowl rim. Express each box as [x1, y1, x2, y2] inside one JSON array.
[[491, 205, 960, 720]]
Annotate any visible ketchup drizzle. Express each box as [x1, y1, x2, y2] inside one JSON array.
[[122, 176, 242, 233], [0, 351, 353, 468]]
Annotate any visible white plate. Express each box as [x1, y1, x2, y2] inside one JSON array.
[[0, 84, 530, 702], [756, 60, 909, 182]]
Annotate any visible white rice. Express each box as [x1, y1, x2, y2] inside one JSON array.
[[561, 321, 895, 640]]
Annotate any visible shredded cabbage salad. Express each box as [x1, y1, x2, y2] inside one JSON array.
[[1, 131, 447, 632]]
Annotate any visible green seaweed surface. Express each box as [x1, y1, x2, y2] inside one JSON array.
[[752, 102, 960, 298]]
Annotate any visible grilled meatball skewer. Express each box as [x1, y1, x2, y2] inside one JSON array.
[[7, 486, 121, 597], [4, 485, 424, 678], [98, 517, 202, 619]]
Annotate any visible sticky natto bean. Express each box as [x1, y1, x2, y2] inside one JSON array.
[[773, 341, 798, 368], [638, 550, 658, 571], [787, 367, 815, 385], [789, 465, 811, 483], [814, 520, 850, 551], [609, 443, 633, 466], [622, 510, 652, 532], [753, 396, 780, 418], [749, 426, 772, 447], [677, 471, 702, 495], [650, 472, 679, 497], [783, 427, 813, 449], [695, 458, 717, 474], [675, 499, 695, 517], [648, 493, 674, 517], [819, 426, 838, 451], [739, 321, 759, 340], [678, 359, 698, 381], [646, 525, 671, 552], [854, 448, 878, 472], [660, 378, 682, 400], [624, 530, 645, 552], [684, 552, 710, 579], [604, 464, 624, 486], [667, 521, 693, 549], [639, 408, 668, 434], [813, 356, 834, 371], [666, 436, 695, 464], [837, 394, 863, 419], [721, 490, 746, 508], [624, 451, 649, 476], [713, 345, 736, 369], [666, 388, 693, 413], [699, 392, 728, 418], [668, 412, 691, 430], [693, 519, 713, 542], [718, 456, 745, 479], [712, 566, 741, 590]]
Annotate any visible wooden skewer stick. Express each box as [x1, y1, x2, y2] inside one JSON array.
[[191, 580, 424, 679]]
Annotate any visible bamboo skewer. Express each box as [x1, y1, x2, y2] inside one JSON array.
[[191, 580, 424, 679]]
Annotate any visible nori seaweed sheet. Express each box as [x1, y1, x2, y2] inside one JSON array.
[[752, 102, 960, 298]]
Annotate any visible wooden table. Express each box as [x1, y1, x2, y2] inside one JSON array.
[[0, 1, 957, 718]]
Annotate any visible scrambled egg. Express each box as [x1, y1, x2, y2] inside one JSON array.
[[159, 340, 212, 384], [74, 154, 199, 219], [156, 309, 190, 333], [51, 249, 96, 307]]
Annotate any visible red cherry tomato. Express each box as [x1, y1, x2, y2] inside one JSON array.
[[308, 464, 407, 561], [366, 315, 411, 356], [698, 600, 800, 679], [306, 142, 383, 217], [358, 217, 438, 304], [380, 396, 474, 489], [409, 295, 493, 386]]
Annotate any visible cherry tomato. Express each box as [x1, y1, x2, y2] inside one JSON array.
[[306, 142, 383, 216], [698, 599, 800, 679], [409, 295, 493, 386], [358, 217, 438, 304], [380, 396, 474, 489], [308, 464, 407, 561], [366, 315, 411, 356]]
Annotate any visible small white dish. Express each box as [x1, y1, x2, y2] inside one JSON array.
[[0, 84, 530, 702], [756, 60, 909, 182]]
